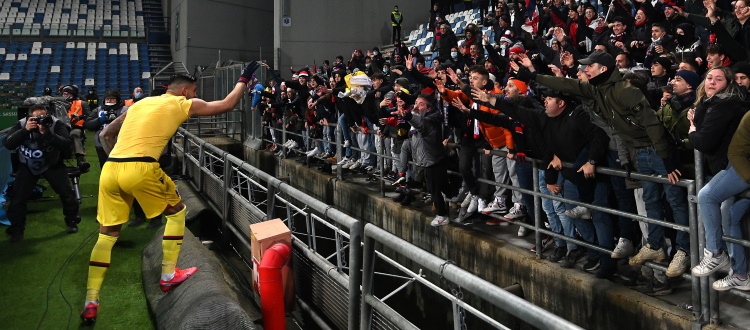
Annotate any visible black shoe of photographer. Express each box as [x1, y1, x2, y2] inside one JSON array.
[[129, 217, 147, 227], [9, 232, 23, 243], [66, 220, 79, 234]]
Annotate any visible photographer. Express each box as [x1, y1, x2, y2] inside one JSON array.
[[3, 104, 81, 242], [60, 85, 91, 172], [84, 89, 129, 167]]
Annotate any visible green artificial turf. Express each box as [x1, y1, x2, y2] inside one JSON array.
[[0, 136, 156, 330]]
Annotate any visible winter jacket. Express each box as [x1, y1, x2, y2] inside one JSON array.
[[403, 107, 446, 167], [656, 93, 696, 179], [535, 70, 671, 159], [690, 92, 749, 176]]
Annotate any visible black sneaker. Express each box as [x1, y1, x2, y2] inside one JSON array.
[[66, 221, 79, 234], [393, 193, 406, 203], [400, 194, 413, 206], [560, 249, 584, 268], [583, 257, 601, 271], [635, 278, 673, 296], [595, 267, 617, 280], [549, 246, 567, 263], [9, 232, 23, 243]]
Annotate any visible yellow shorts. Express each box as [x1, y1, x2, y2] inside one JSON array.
[[97, 161, 181, 226]]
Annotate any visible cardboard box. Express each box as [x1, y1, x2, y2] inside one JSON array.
[[249, 219, 295, 311]]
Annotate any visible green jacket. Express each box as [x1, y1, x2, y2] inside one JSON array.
[[728, 111, 750, 182], [536, 70, 671, 159], [656, 97, 695, 179]]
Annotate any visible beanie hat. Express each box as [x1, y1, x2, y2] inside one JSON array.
[[509, 46, 524, 54], [395, 77, 410, 88], [509, 79, 528, 94], [500, 37, 512, 44], [297, 70, 310, 77], [734, 62, 750, 77], [652, 56, 673, 71], [675, 70, 701, 89]]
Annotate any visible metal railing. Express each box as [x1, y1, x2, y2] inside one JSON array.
[[258, 117, 750, 327], [188, 61, 750, 327], [173, 127, 582, 329]]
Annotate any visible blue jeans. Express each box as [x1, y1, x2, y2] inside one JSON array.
[[338, 114, 359, 158], [539, 170, 576, 250], [563, 171, 616, 271], [698, 165, 750, 276], [607, 150, 636, 241], [516, 161, 535, 225], [636, 147, 689, 251]]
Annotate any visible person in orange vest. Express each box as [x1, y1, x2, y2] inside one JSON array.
[[124, 87, 145, 106], [60, 85, 91, 172]]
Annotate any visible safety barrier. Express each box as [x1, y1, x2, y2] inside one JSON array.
[[190, 61, 750, 327], [173, 127, 583, 329], [259, 118, 750, 327]]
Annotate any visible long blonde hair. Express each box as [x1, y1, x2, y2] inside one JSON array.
[[694, 66, 744, 106]]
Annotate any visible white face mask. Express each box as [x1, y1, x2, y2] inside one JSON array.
[[451, 52, 458, 58], [104, 103, 115, 106]]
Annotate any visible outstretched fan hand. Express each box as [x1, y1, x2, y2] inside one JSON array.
[[238, 61, 261, 84]]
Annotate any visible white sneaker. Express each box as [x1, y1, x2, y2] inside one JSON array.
[[287, 140, 298, 149], [364, 165, 376, 172], [342, 160, 357, 169], [517, 226, 530, 237], [611, 238, 634, 259], [344, 140, 351, 148], [712, 274, 750, 291], [466, 196, 479, 214], [431, 215, 450, 227], [564, 206, 591, 219], [348, 160, 362, 170], [503, 203, 527, 221], [337, 157, 350, 165], [480, 197, 508, 214], [477, 198, 487, 213], [460, 193, 474, 209], [691, 248, 730, 277], [307, 147, 322, 157]]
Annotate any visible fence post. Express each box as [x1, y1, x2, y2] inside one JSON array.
[[282, 117, 288, 160], [358, 226, 375, 330], [379, 133, 385, 197], [181, 132, 189, 177], [197, 142, 205, 190], [693, 152, 717, 324], [222, 153, 232, 242], [532, 160, 542, 258], [266, 180, 277, 221]]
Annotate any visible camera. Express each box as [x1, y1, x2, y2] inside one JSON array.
[[31, 115, 53, 128], [106, 109, 118, 122]]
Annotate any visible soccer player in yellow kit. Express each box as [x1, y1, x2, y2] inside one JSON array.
[[80, 61, 260, 324]]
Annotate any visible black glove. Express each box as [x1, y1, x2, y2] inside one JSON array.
[[509, 67, 537, 82], [661, 157, 676, 174], [622, 162, 633, 178], [238, 61, 260, 84]]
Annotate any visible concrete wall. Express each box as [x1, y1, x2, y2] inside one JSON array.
[[276, 0, 430, 72], [170, 0, 274, 70], [239, 147, 699, 330]]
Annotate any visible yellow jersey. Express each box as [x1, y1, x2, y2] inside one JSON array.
[[109, 94, 191, 160]]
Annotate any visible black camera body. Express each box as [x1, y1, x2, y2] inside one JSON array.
[[31, 115, 54, 128]]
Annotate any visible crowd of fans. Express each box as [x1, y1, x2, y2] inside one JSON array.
[[250, 0, 750, 295]]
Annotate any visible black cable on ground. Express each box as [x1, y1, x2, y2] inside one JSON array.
[[35, 227, 98, 330]]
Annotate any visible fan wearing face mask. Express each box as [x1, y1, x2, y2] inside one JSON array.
[[84, 89, 129, 167], [124, 87, 146, 106]]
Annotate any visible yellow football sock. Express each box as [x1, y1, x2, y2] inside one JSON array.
[[162, 207, 186, 275], [85, 234, 118, 302]]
